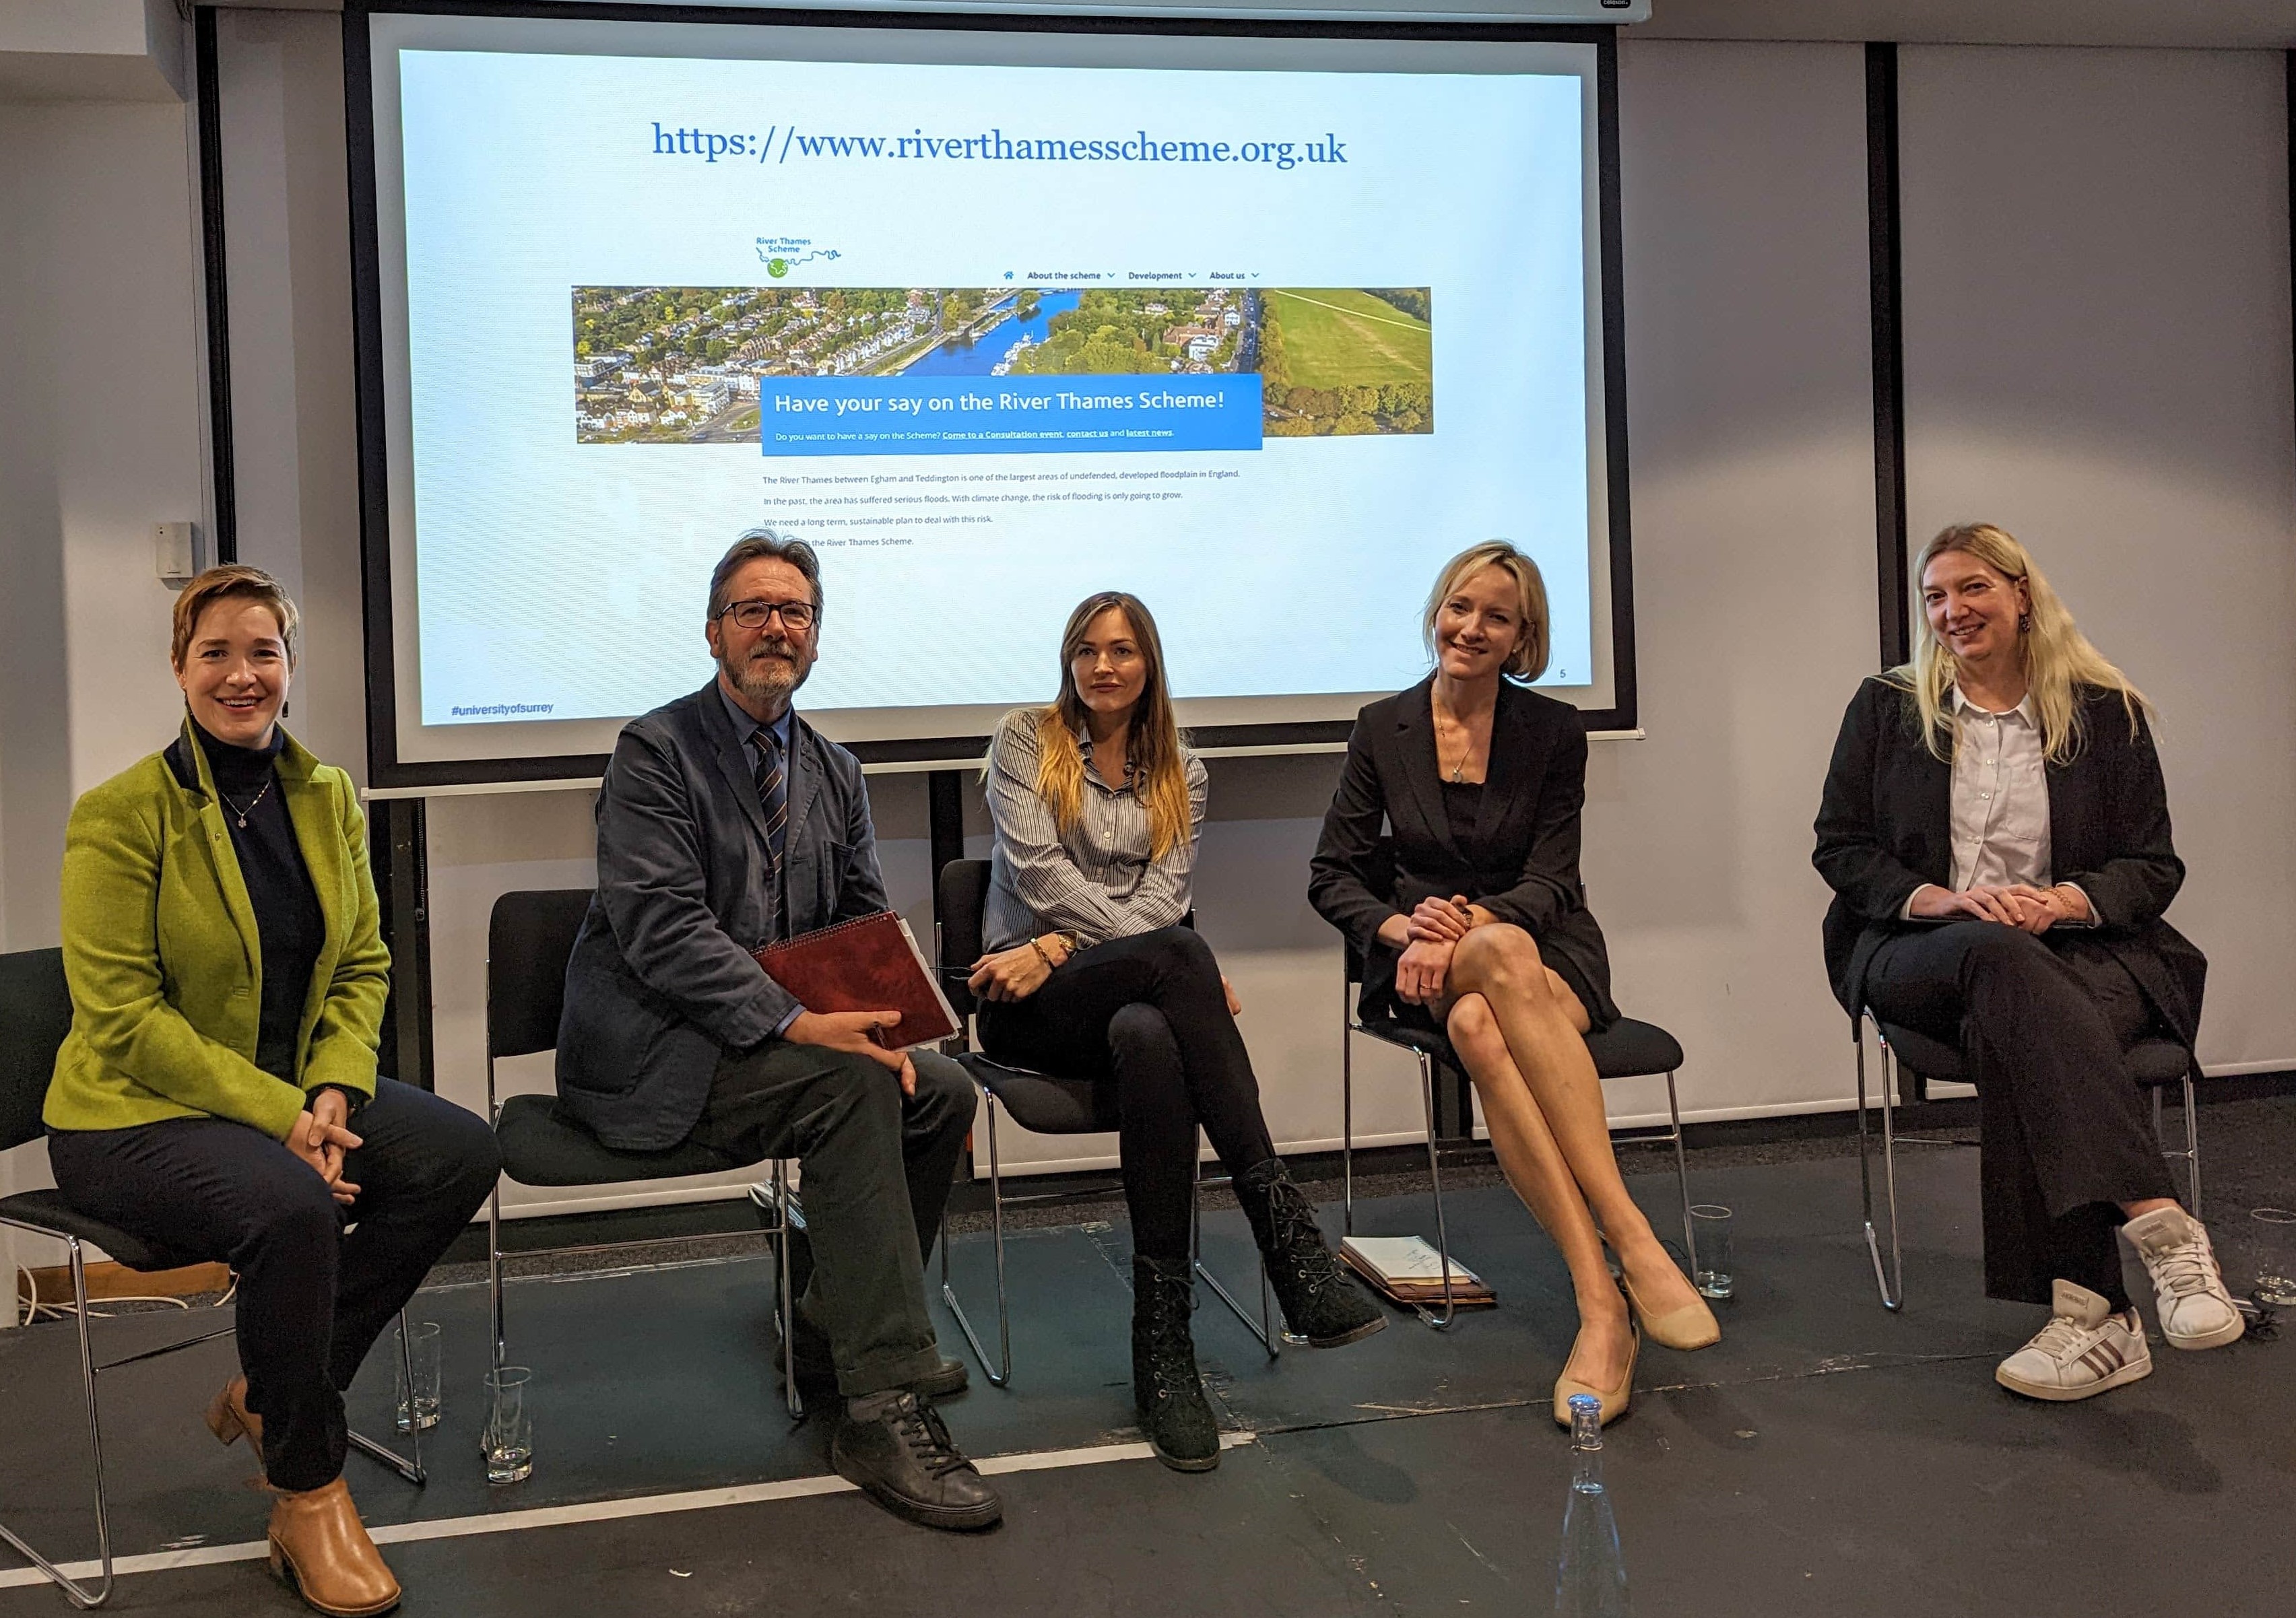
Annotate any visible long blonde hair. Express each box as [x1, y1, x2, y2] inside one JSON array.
[[1892, 523, 2149, 764], [1026, 593, 1191, 858]]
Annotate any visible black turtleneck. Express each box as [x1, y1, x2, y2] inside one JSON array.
[[192, 719, 325, 1083]]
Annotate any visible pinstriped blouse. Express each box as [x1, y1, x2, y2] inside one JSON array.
[[982, 708, 1210, 952]]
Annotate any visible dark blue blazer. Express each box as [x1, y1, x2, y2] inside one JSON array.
[[556, 681, 887, 1151]]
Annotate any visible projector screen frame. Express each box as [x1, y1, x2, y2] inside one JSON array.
[[343, 0, 1637, 788]]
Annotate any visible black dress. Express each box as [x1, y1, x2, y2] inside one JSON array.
[[1310, 676, 1617, 1035]]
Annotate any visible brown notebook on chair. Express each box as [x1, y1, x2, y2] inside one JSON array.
[[750, 912, 960, 1051]]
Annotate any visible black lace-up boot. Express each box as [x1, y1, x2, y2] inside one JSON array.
[[1233, 1157, 1387, 1347], [1131, 1255, 1221, 1472]]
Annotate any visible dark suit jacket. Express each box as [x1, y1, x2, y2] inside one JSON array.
[[556, 681, 887, 1151], [1812, 676, 2206, 1046], [1309, 676, 1617, 1028]]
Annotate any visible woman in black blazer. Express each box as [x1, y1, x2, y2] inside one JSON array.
[[1814, 523, 2240, 1403], [1312, 543, 1719, 1428]]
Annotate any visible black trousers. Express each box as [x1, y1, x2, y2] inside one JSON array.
[[977, 927, 1277, 1262], [46, 1079, 500, 1492], [690, 1043, 971, 1396], [1862, 921, 2178, 1308]]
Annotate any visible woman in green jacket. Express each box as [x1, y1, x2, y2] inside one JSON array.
[[44, 566, 498, 1618]]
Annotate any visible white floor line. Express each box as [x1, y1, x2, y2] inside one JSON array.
[[0, 1431, 1257, 1592]]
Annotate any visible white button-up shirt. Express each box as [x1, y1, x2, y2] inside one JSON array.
[[1899, 685, 2099, 923], [1948, 685, 2051, 891]]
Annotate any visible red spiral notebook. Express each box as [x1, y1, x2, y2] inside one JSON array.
[[750, 911, 960, 1051]]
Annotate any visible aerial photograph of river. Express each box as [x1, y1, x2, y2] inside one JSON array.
[[900, 288, 1083, 377]]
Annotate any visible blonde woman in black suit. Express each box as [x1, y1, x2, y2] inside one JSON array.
[[1814, 523, 2240, 1403], [1311, 543, 1719, 1428]]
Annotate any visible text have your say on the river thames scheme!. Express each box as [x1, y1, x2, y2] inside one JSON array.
[[570, 283, 1433, 444]]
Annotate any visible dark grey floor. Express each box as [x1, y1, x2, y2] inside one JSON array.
[[1, 1096, 2289, 1617]]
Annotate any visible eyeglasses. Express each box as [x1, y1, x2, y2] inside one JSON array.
[[720, 598, 816, 632]]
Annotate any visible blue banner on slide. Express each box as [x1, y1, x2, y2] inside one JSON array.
[[760, 374, 1261, 457]]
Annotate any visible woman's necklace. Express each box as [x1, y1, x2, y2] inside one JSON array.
[[218, 778, 273, 828], [1432, 694, 1484, 784]]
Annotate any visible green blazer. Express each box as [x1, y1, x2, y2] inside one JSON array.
[[44, 720, 392, 1139]]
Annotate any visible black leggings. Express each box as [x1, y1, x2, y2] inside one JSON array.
[[46, 1079, 500, 1491], [977, 927, 1276, 1262], [1863, 922, 2177, 1308]]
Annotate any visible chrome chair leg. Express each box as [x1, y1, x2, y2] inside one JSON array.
[[485, 1068, 506, 1373], [1192, 1150, 1282, 1357], [2182, 1073, 2202, 1217], [1413, 1052, 1457, 1330], [773, 1159, 801, 1421], [1856, 1011, 1905, 1312], [744, 1169, 806, 1419], [0, 1235, 112, 1610], [1664, 1069, 1696, 1270], [347, 1312, 426, 1485], [1341, 977, 1355, 1238], [940, 1093, 1012, 1388], [487, 1180, 506, 1373]]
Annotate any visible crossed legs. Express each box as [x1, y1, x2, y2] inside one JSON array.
[[1437, 924, 1707, 1390]]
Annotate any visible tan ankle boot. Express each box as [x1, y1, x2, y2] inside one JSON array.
[[203, 1377, 264, 1475], [267, 1478, 401, 1617]]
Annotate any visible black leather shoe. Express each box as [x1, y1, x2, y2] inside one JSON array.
[[1233, 1157, 1387, 1347], [831, 1392, 1002, 1531]]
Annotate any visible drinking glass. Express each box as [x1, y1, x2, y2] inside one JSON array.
[[393, 1321, 441, 1433], [2251, 1209, 2296, 1308], [1690, 1205, 1734, 1300], [483, 1366, 534, 1485]]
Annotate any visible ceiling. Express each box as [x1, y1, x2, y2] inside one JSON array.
[[1634, 1, 2296, 49], [181, 0, 2296, 42]]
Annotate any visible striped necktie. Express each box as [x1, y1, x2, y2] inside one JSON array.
[[750, 724, 788, 872]]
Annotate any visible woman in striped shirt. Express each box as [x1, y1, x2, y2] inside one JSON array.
[[969, 591, 1383, 1474]]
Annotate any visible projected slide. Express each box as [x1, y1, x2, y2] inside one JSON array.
[[370, 21, 1607, 761], [571, 285, 1432, 446]]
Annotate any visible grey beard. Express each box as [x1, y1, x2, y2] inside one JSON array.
[[723, 642, 809, 708]]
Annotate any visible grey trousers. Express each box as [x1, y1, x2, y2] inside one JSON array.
[[690, 1041, 973, 1396]]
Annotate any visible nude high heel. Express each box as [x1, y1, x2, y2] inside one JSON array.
[[1552, 1319, 1639, 1428], [1620, 1269, 1721, 1351]]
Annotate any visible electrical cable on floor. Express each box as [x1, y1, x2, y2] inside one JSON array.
[[13, 1259, 195, 1323]]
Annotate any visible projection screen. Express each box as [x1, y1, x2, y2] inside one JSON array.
[[347, 3, 1635, 785]]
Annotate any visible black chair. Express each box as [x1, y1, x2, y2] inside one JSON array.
[[482, 891, 801, 1418], [1852, 1007, 2202, 1312], [1339, 894, 1697, 1328], [931, 860, 1278, 1388], [0, 947, 424, 1611]]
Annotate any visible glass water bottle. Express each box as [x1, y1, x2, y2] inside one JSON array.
[[1554, 1393, 1631, 1617]]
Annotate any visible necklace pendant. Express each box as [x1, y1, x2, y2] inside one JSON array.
[[236, 815, 248, 828]]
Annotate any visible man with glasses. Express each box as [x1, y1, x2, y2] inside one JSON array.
[[558, 529, 997, 1530]]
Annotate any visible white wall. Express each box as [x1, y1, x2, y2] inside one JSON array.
[[1593, 38, 1882, 1120], [0, 90, 209, 1289], [216, 7, 369, 781], [1899, 46, 2296, 1073]]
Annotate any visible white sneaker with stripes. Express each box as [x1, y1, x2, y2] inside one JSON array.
[[2121, 1205, 2246, 1351], [1995, 1279, 2153, 1402]]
